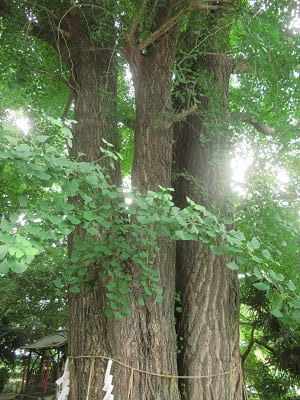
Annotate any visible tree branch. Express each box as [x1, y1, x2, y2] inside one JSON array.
[[165, 104, 198, 128], [230, 112, 276, 135], [255, 339, 274, 354], [241, 324, 256, 365], [138, 1, 225, 51], [35, 69, 73, 91], [128, 0, 148, 40], [245, 121, 276, 136], [138, 10, 185, 51]]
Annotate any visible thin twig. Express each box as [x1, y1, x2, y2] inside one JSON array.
[[35, 69, 73, 90], [177, 20, 234, 66], [241, 325, 256, 365]]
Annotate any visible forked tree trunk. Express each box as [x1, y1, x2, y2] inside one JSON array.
[[69, 6, 180, 399], [173, 53, 244, 399]]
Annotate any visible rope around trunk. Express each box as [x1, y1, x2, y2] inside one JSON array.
[[68, 354, 239, 379], [68, 355, 249, 400]]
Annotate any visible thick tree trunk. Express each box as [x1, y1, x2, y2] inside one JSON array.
[[69, 7, 180, 400], [60, 9, 122, 400], [116, 30, 180, 399], [173, 53, 244, 399]]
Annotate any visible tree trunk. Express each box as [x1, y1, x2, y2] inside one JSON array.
[[61, 8, 122, 400], [69, 5, 180, 399], [115, 29, 180, 399], [173, 52, 244, 399]]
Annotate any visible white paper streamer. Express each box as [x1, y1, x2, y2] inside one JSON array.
[[56, 359, 70, 400], [103, 359, 114, 400]]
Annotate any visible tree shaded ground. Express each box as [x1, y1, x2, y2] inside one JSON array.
[[0, 1, 299, 399]]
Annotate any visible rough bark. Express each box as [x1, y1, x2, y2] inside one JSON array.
[[115, 17, 180, 400], [173, 52, 244, 399], [71, 4, 180, 399], [53, 7, 122, 400], [30, 4, 122, 398]]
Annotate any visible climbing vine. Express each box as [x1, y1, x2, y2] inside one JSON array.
[[0, 121, 299, 319]]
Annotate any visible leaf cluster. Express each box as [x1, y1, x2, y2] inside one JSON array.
[[1, 122, 299, 319]]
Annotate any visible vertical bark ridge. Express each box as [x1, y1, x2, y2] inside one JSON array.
[[63, 8, 122, 400], [118, 23, 180, 399], [173, 50, 243, 399]]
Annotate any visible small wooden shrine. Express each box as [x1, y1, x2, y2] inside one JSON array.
[[17, 334, 67, 400]]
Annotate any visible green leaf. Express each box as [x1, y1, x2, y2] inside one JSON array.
[[291, 311, 300, 323], [3, 133, 20, 145], [0, 244, 11, 261], [83, 212, 96, 222], [105, 309, 114, 318], [68, 215, 81, 225], [253, 282, 269, 291], [85, 172, 99, 186], [268, 292, 283, 309], [102, 138, 114, 147], [70, 285, 80, 293], [114, 311, 123, 319], [253, 267, 262, 279], [54, 278, 63, 289], [138, 297, 145, 306], [119, 284, 129, 295], [87, 227, 98, 235], [262, 249, 272, 260], [226, 261, 239, 270], [247, 237, 260, 251], [15, 144, 31, 157], [35, 135, 50, 143], [287, 280, 296, 291], [288, 298, 300, 309], [236, 255, 247, 265], [155, 295, 163, 303], [210, 245, 224, 255], [8, 247, 24, 258], [174, 230, 197, 240], [25, 247, 39, 256], [63, 180, 80, 196], [136, 215, 151, 225], [123, 308, 131, 317], [10, 261, 28, 273], [107, 281, 116, 291], [270, 309, 283, 318], [48, 215, 63, 226], [269, 270, 284, 282], [206, 230, 217, 238], [251, 255, 263, 263], [19, 196, 28, 207], [223, 217, 232, 225], [0, 259, 10, 274], [34, 170, 52, 181]]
